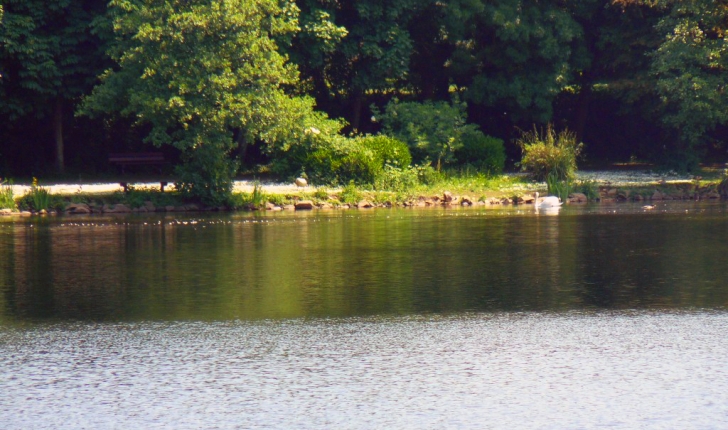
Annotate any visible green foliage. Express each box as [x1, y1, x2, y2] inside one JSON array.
[[236, 182, 267, 209], [338, 181, 363, 205], [651, 0, 728, 148], [373, 99, 480, 170], [447, 0, 583, 122], [517, 124, 583, 182], [358, 135, 412, 169], [455, 130, 506, 174], [174, 146, 237, 206], [80, 0, 335, 205], [546, 171, 573, 202], [374, 165, 420, 192], [575, 179, 599, 200], [0, 0, 104, 118], [0, 179, 15, 210], [275, 133, 412, 187]]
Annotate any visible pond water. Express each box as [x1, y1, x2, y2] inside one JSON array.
[[2, 202, 728, 428]]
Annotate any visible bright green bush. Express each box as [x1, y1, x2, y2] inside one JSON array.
[[374, 165, 420, 192], [455, 130, 506, 174], [302, 136, 381, 185], [358, 135, 412, 169], [517, 124, 582, 182], [174, 145, 239, 206], [373, 99, 479, 169]]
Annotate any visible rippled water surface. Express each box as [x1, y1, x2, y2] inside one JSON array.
[[2, 202, 728, 428]]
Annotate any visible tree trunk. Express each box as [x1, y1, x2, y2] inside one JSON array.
[[351, 92, 363, 132], [54, 97, 65, 174], [574, 73, 592, 145]]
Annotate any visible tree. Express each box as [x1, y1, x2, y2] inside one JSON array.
[[445, 0, 583, 124], [81, 0, 337, 205], [292, 0, 426, 131], [0, 0, 106, 173], [652, 0, 728, 153]]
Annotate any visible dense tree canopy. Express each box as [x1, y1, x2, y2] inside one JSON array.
[[2, 0, 728, 193]]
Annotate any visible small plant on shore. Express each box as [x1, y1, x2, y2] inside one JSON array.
[[517, 124, 582, 182], [575, 179, 599, 200], [0, 179, 15, 210], [313, 187, 329, 200], [338, 181, 362, 204], [546, 171, 573, 202]]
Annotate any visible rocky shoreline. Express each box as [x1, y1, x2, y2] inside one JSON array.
[[1, 182, 726, 217]]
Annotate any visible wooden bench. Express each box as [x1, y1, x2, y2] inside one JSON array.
[[109, 152, 167, 173], [109, 152, 170, 192]]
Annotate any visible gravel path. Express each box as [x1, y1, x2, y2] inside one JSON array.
[[6, 170, 698, 197]]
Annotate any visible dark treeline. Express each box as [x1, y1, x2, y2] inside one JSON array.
[[1, 0, 727, 186]]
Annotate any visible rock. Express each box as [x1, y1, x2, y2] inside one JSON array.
[[568, 192, 587, 203], [295, 177, 308, 187], [522, 194, 535, 204], [443, 191, 453, 202], [265, 202, 276, 210], [706, 191, 720, 199], [1, 208, 12, 216], [340, 204, 350, 209], [318, 203, 333, 210], [66, 203, 91, 214], [283, 204, 296, 210], [461, 196, 474, 206], [357, 200, 374, 209], [184, 204, 200, 211], [144, 201, 156, 211], [295, 200, 315, 210], [111, 204, 131, 213], [165, 205, 176, 212], [20, 211, 32, 217], [651, 191, 663, 201], [271, 206, 282, 211]]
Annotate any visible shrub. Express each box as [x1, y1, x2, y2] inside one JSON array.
[[374, 165, 419, 192], [358, 135, 412, 169], [372, 99, 478, 170], [174, 145, 238, 206], [338, 181, 362, 204], [517, 124, 582, 182], [455, 130, 506, 174]]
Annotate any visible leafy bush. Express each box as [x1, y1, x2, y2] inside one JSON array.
[[374, 165, 420, 192], [338, 181, 362, 204], [455, 130, 506, 174], [517, 124, 582, 182], [0, 179, 15, 210], [174, 145, 238, 206], [358, 135, 412, 169], [373, 99, 479, 170]]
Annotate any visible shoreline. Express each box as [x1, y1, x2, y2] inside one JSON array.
[[2, 169, 725, 217]]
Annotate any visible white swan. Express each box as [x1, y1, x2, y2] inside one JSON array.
[[534, 192, 562, 209]]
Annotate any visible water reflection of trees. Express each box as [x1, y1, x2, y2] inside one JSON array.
[[1, 211, 727, 322]]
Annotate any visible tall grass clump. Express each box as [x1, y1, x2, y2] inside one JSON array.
[[30, 177, 51, 211], [517, 124, 583, 182], [0, 179, 15, 210]]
